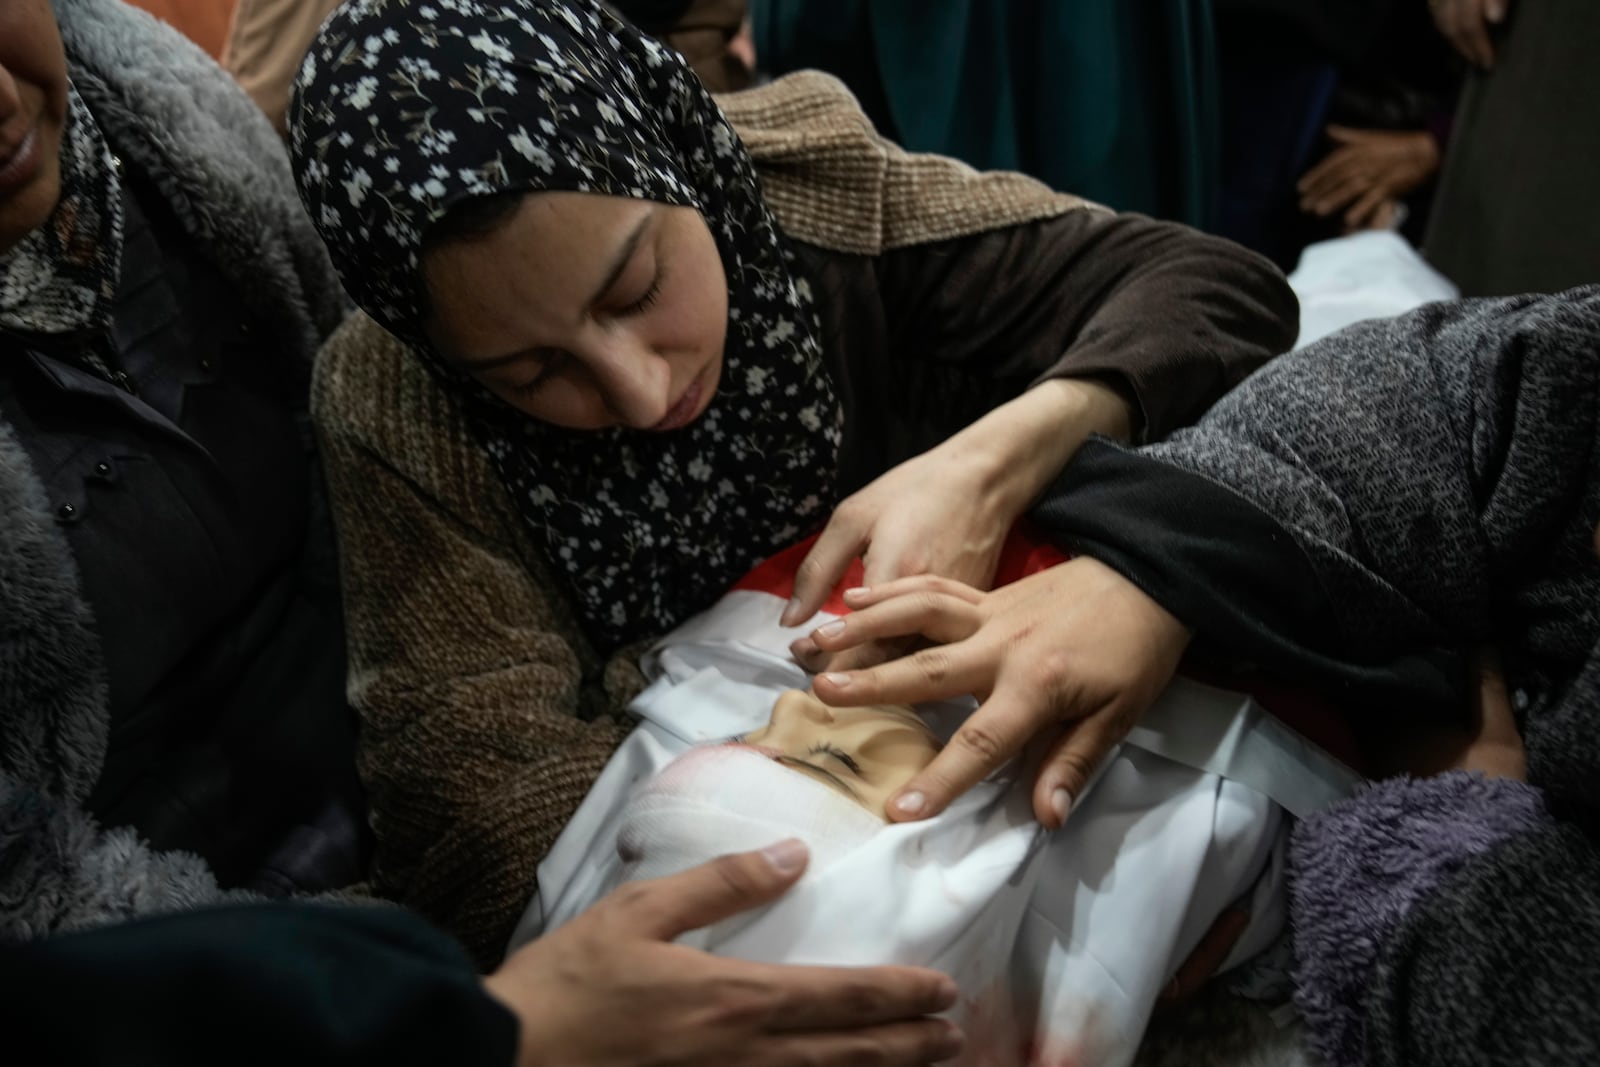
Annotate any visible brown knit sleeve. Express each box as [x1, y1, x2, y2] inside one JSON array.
[[312, 313, 630, 969], [871, 208, 1300, 441]]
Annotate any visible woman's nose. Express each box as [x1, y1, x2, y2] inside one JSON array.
[[591, 340, 672, 429]]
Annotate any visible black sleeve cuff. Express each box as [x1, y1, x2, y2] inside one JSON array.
[[1030, 439, 1464, 719]]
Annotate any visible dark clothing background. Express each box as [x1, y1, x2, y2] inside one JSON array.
[[0, 173, 365, 894], [1425, 0, 1600, 295], [752, 0, 1222, 227], [0, 904, 516, 1067]]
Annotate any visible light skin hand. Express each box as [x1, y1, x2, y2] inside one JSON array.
[[1297, 126, 1441, 230], [784, 378, 1133, 672], [483, 841, 964, 1067], [805, 559, 1192, 828], [1430, 0, 1512, 70]]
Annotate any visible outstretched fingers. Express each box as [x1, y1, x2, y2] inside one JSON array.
[[880, 684, 1044, 821]]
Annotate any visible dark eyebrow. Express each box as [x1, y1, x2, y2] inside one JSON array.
[[453, 206, 656, 372], [775, 755, 862, 800]]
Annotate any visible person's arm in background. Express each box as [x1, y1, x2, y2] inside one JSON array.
[[1430, 0, 1514, 70], [787, 208, 1299, 656], [1290, 652, 1600, 1067]]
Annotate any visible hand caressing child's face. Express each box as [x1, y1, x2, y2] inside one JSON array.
[[736, 689, 941, 818]]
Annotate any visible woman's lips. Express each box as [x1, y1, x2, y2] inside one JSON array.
[[0, 125, 42, 197], [650, 369, 707, 432]]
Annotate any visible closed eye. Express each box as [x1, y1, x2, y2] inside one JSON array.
[[618, 278, 661, 317], [512, 352, 566, 396], [775, 755, 862, 800], [809, 742, 864, 777]]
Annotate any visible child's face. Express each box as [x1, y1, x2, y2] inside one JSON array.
[[736, 689, 941, 818]]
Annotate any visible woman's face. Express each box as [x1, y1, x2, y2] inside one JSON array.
[[422, 191, 729, 432], [0, 0, 69, 255], [740, 689, 942, 818]]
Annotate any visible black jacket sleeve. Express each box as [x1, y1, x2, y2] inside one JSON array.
[[1030, 287, 1600, 722], [0, 904, 517, 1067]]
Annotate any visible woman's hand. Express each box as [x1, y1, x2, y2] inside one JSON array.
[[805, 558, 1192, 827], [1297, 127, 1441, 230], [1429, 0, 1513, 69], [485, 841, 963, 1067], [783, 377, 1132, 671]]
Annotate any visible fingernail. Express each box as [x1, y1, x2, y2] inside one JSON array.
[[843, 585, 870, 601], [789, 637, 818, 658], [895, 791, 926, 816], [761, 838, 808, 874], [822, 671, 852, 688], [935, 1021, 965, 1056], [934, 976, 960, 1004], [815, 619, 845, 639], [1051, 787, 1073, 826], [780, 597, 803, 626]]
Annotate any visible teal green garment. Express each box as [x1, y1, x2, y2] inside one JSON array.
[[752, 0, 1220, 228]]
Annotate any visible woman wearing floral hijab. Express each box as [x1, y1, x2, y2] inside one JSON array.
[[289, 0, 1297, 961]]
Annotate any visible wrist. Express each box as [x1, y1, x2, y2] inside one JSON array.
[[481, 974, 532, 1067], [957, 377, 1134, 515]]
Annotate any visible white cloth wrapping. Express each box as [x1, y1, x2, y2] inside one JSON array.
[[1288, 230, 1459, 351], [511, 589, 1358, 1066]]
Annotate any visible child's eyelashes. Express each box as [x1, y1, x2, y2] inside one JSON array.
[[809, 742, 863, 777]]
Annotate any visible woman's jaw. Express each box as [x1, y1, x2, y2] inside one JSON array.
[[0, 1, 69, 255]]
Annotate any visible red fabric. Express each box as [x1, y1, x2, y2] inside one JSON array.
[[126, 0, 238, 58]]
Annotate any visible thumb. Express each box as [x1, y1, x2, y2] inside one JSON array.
[[615, 840, 810, 941]]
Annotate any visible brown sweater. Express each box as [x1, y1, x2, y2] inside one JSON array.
[[312, 72, 1298, 967]]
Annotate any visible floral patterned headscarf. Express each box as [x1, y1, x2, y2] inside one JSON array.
[[291, 0, 841, 651]]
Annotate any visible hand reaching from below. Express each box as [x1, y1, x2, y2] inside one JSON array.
[[485, 841, 963, 1067], [804, 558, 1192, 827]]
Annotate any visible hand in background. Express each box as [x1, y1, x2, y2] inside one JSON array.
[[1429, 0, 1513, 69], [785, 378, 1132, 673], [806, 558, 1191, 828], [485, 841, 963, 1067], [1367, 646, 1527, 781], [1297, 126, 1441, 231]]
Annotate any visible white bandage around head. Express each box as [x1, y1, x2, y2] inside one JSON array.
[[614, 744, 885, 886]]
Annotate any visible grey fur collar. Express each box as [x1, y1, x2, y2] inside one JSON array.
[[0, 419, 107, 805], [54, 0, 346, 365]]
